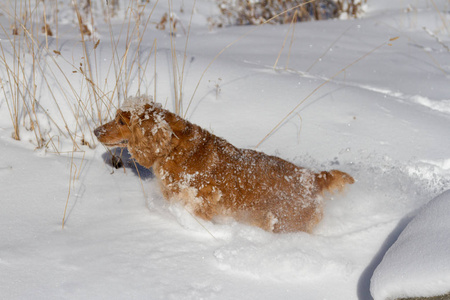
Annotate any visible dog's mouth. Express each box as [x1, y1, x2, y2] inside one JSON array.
[[103, 139, 129, 147]]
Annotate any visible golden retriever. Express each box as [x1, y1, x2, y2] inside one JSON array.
[[94, 96, 354, 233]]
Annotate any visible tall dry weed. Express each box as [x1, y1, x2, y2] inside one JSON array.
[[214, 0, 366, 26]]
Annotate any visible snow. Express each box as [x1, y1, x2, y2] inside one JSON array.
[[371, 190, 450, 300], [120, 95, 156, 113], [0, 0, 449, 299]]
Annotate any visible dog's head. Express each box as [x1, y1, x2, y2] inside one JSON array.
[[94, 109, 133, 147], [95, 101, 182, 168]]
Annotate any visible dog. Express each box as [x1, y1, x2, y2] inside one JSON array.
[[94, 96, 354, 233]]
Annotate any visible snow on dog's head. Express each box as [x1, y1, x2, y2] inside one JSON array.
[[120, 95, 161, 116], [98, 96, 178, 168]]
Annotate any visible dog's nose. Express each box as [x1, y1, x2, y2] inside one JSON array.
[[94, 126, 103, 138]]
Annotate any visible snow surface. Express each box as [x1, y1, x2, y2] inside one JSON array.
[[0, 0, 449, 299], [371, 189, 450, 300]]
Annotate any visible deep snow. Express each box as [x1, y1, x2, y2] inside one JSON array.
[[0, 0, 449, 299]]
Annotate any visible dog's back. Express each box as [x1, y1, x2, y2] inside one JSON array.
[[153, 114, 354, 233]]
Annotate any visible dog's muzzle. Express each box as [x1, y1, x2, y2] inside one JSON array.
[[94, 126, 105, 138]]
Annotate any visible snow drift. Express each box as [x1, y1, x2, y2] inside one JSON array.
[[371, 190, 450, 300]]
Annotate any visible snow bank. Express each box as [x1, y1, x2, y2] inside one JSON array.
[[370, 190, 450, 300]]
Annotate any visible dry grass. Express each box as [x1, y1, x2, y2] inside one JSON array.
[[0, 0, 162, 227], [214, 0, 366, 26], [0, 0, 165, 150]]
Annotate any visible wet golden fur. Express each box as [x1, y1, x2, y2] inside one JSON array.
[[94, 100, 354, 233]]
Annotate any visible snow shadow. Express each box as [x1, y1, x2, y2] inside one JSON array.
[[100, 148, 154, 180]]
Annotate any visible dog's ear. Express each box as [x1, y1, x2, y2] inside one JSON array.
[[165, 112, 189, 137], [126, 110, 175, 168]]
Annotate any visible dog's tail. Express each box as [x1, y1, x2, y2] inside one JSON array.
[[316, 170, 355, 194]]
